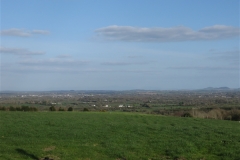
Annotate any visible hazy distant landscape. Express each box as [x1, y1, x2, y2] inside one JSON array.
[[1, 88, 240, 120]]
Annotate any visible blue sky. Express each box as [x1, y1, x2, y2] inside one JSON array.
[[0, 0, 239, 91]]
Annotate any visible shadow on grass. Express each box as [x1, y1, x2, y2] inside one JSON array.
[[16, 148, 39, 160]]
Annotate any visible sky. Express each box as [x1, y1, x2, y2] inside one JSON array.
[[0, 0, 239, 91]]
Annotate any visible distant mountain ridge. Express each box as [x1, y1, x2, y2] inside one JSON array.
[[202, 87, 231, 90]]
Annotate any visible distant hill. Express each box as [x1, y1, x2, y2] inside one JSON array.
[[202, 87, 230, 90]]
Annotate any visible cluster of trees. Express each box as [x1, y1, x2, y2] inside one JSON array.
[[0, 107, 7, 111], [153, 108, 240, 121], [196, 108, 240, 121], [0, 105, 38, 111], [49, 106, 73, 111], [49, 106, 91, 112]]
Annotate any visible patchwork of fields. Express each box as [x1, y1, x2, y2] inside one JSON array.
[[0, 112, 240, 160]]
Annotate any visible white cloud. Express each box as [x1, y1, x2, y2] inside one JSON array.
[[0, 28, 50, 37], [128, 55, 142, 59], [0, 46, 45, 55], [2, 57, 157, 73], [95, 25, 240, 42], [0, 58, 90, 73], [18, 58, 88, 66], [168, 66, 239, 71], [56, 54, 72, 58], [101, 61, 153, 66], [0, 28, 31, 37]]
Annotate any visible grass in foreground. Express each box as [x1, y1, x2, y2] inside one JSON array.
[[0, 112, 240, 160]]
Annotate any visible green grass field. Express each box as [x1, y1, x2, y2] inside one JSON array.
[[0, 112, 240, 160]]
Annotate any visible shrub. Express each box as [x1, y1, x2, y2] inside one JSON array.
[[67, 107, 73, 111], [49, 106, 56, 111], [32, 107, 38, 111], [224, 109, 240, 121], [21, 105, 30, 111], [207, 109, 226, 119], [83, 108, 89, 111], [16, 107, 22, 111], [179, 102, 184, 106], [59, 107, 65, 111], [9, 106, 16, 111], [181, 112, 192, 117], [0, 107, 6, 111], [141, 103, 150, 108], [231, 113, 240, 121]]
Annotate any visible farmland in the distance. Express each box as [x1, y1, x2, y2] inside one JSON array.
[[0, 111, 240, 160]]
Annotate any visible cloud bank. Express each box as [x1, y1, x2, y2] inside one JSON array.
[[0, 46, 45, 55], [19, 58, 88, 66], [101, 61, 152, 66], [0, 28, 50, 37], [95, 25, 240, 42], [168, 66, 239, 71]]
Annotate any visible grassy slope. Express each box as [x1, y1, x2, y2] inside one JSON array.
[[0, 112, 240, 160]]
